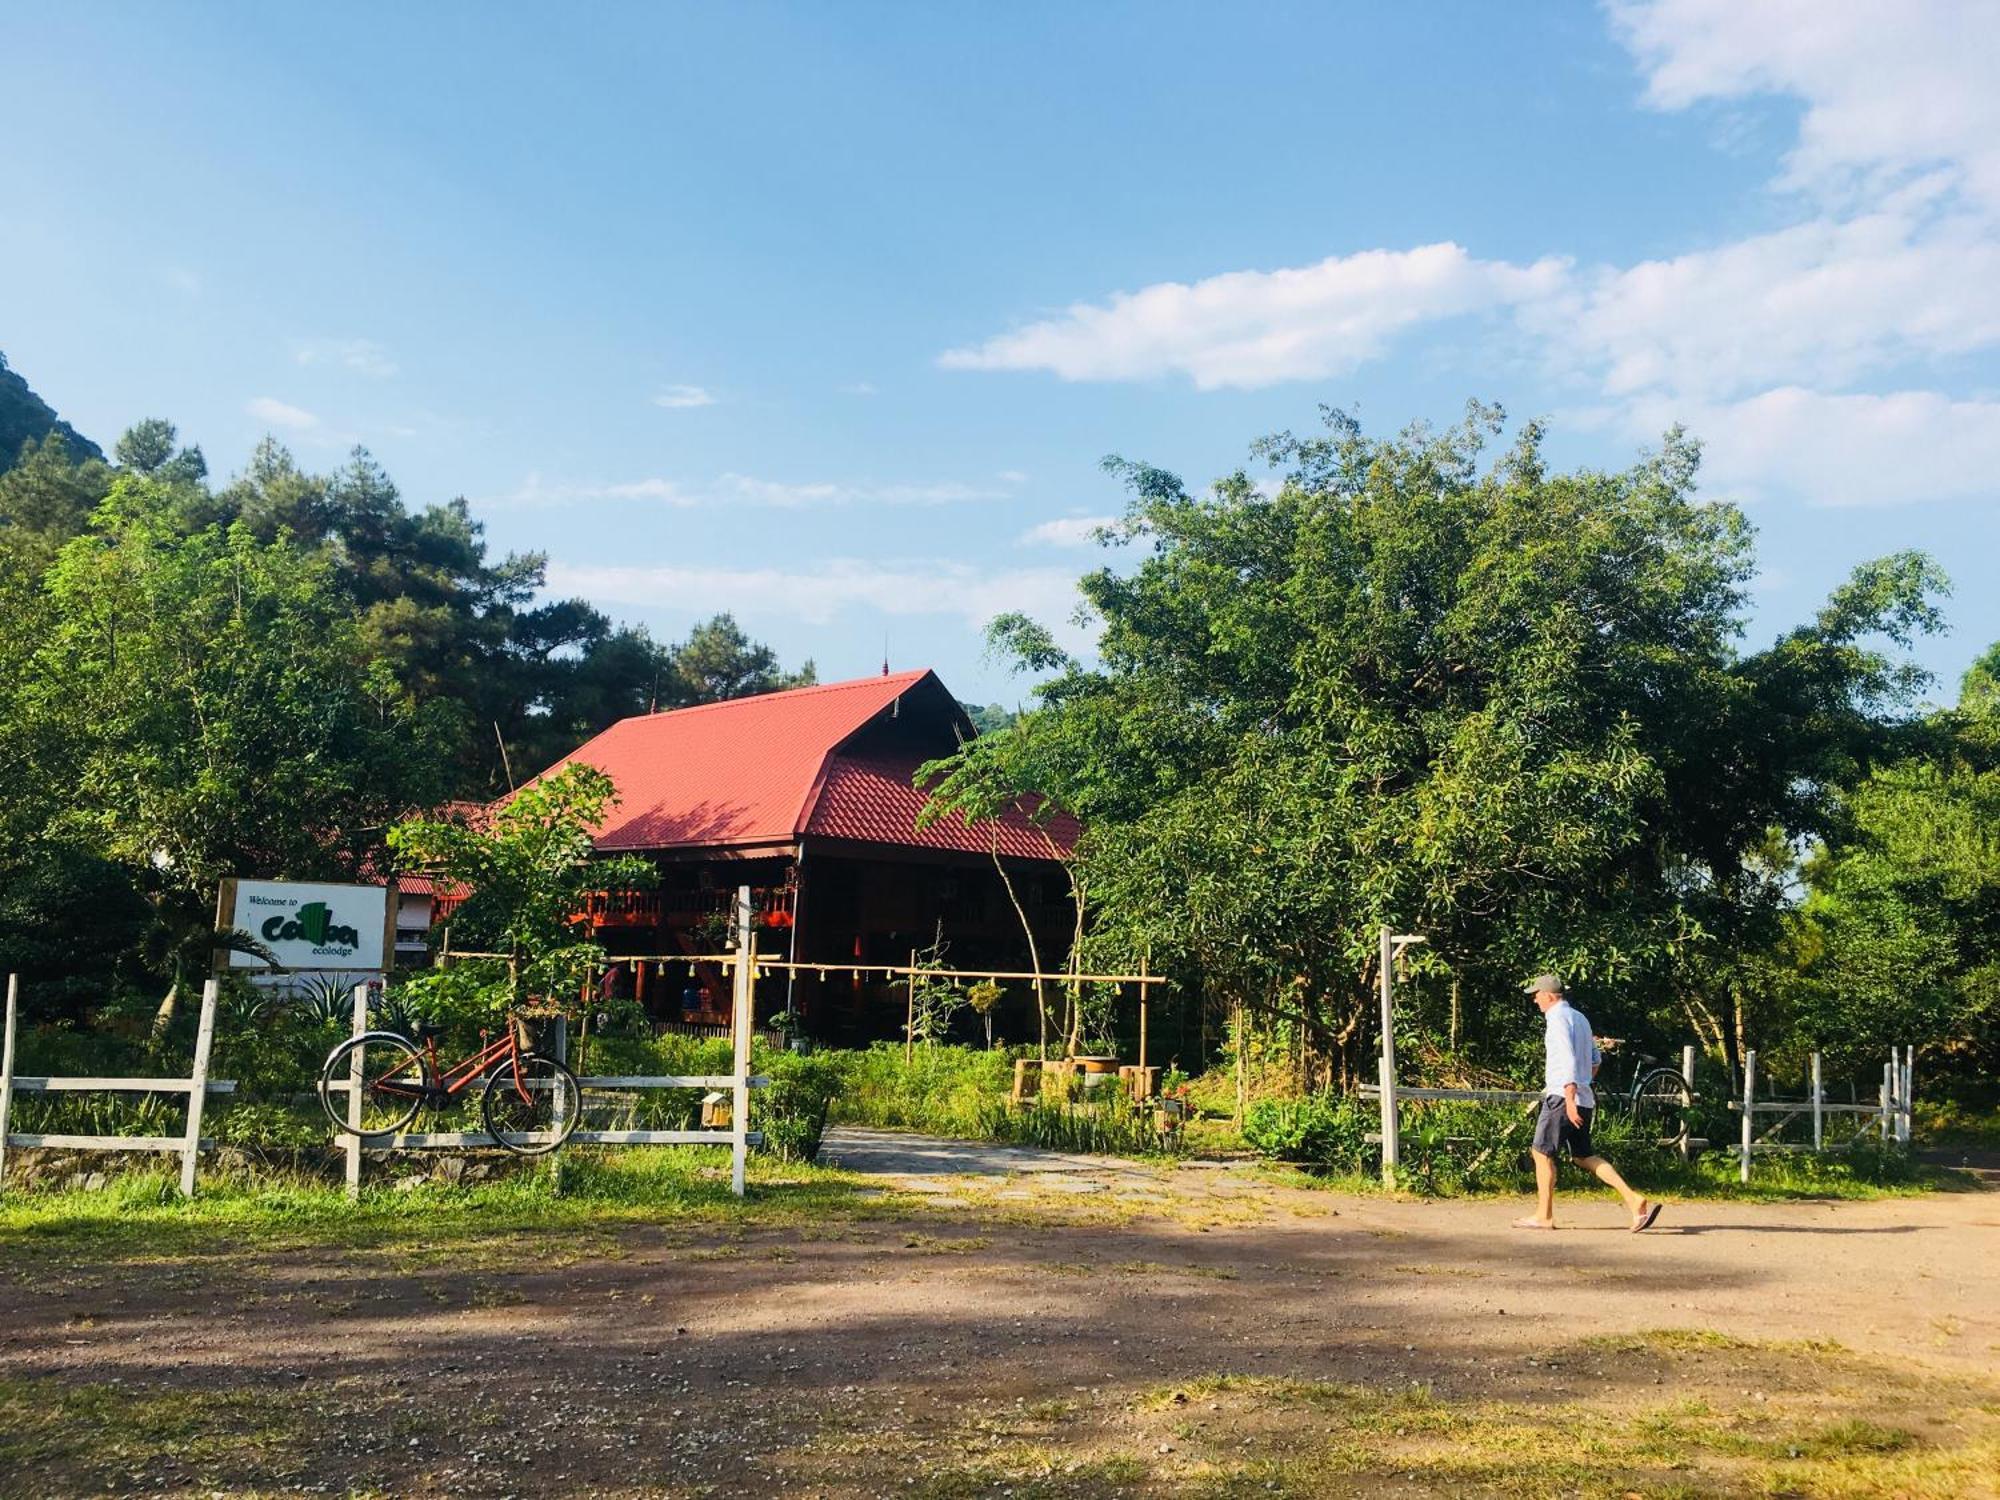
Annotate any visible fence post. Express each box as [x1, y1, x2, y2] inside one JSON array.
[[549, 1016, 570, 1193], [0, 975, 17, 1189], [178, 979, 218, 1197], [1738, 1048, 1756, 1184], [1879, 1061, 1891, 1141], [730, 884, 753, 1197], [344, 984, 366, 1202], [1899, 1047, 1914, 1145], [1377, 925, 1399, 1186], [1811, 1051, 1823, 1153], [1679, 1042, 1696, 1163]]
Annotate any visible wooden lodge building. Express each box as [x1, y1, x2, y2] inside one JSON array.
[[513, 669, 1079, 1044]]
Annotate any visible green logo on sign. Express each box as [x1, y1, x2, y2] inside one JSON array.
[[262, 900, 362, 950]]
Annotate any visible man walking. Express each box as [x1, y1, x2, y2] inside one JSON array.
[[1512, 974, 1663, 1233]]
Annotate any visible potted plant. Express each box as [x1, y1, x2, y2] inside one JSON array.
[[966, 980, 1003, 1048]]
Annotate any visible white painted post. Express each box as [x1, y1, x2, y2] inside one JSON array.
[[1880, 1061, 1891, 1141], [548, 1015, 570, 1193], [344, 984, 366, 1202], [1900, 1047, 1914, 1145], [179, 979, 218, 1197], [730, 884, 753, 1197], [1811, 1051, 1823, 1153], [1680, 1042, 1697, 1163], [0, 974, 17, 1189], [1376, 925, 1398, 1186], [1739, 1048, 1756, 1184]]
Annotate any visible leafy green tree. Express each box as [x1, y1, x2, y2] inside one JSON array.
[[0, 432, 112, 543], [1788, 701, 2000, 1070], [114, 417, 207, 488], [673, 612, 816, 702], [1962, 642, 2000, 716], [19, 476, 459, 907], [386, 763, 653, 1012], [926, 405, 1943, 1083]]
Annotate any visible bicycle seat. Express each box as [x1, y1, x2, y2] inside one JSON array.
[[410, 1020, 441, 1043]]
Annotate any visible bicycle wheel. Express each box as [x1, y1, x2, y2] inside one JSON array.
[[318, 1032, 427, 1138], [481, 1054, 581, 1156], [1631, 1067, 1690, 1142]]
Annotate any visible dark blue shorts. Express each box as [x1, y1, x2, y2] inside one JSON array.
[[1533, 1096, 1595, 1158]]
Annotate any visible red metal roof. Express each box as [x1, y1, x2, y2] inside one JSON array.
[[535, 669, 1075, 862], [806, 752, 1078, 859]]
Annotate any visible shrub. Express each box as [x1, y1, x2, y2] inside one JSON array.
[[754, 1052, 839, 1162], [1243, 1092, 1374, 1172]]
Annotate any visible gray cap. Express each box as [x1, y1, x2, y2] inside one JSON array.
[[1523, 973, 1565, 996]]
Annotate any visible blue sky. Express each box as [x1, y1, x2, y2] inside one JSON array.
[[4, 1, 1997, 707]]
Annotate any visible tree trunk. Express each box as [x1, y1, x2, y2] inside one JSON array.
[[151, 980, 180, 1046], [987, 838, 1048, 1059]]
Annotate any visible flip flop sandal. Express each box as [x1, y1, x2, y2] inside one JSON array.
[[1632, 1203, 1663, 1233], [1510, 1217, 1554, 1230]]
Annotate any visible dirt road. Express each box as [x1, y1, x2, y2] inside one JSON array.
[[2, 1162, 1995, 1496]]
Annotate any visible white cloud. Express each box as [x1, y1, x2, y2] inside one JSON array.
[[548, 558, 1086, 640], [294, 338, 398, 378], [1613, 387, 2000, 506], [245, 396, 319, 431], [940, 243, 1568, 390], [1019, 515, 1115, 548], [1610, 0, 2000, 213], [1535, 209, 2000, 401], [997, 470, 1029, 485], [653, 384, 717, 409], [838, 381, 878, 396]]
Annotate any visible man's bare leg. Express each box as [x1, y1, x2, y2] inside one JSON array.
[[1574, 1153, 1649, 1223], [1513, 1148, 1558, 1228]]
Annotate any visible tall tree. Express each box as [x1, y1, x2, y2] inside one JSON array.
[[927, 405, 1944, 1081], [18, 476, 460, 907], [672, 612, 816, 702]]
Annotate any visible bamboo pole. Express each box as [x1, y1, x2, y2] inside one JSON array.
[[438, 950, 1164, 984], [1137, 956, 1149, 1072], [903, 949, 917, 1066]]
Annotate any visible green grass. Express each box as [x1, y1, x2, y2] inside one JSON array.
[[787, 1330, 1999, 1499], [0, 1146, 887, 1264]]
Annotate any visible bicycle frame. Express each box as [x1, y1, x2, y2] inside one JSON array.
[[367, 1025, 535, 1110]]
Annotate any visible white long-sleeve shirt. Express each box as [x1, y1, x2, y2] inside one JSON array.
[[1543, 999, 1597, 1108]]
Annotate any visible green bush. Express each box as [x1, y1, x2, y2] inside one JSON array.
[[1243, 1092, 1375, 1172], [754, 1052, 838, 1162]]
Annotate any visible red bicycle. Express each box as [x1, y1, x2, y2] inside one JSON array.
[[318, 1015, 581, 1156]]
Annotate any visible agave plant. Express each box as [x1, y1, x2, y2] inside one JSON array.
[[290, 972, 363, 1028], [371, 986, 430, 1040]]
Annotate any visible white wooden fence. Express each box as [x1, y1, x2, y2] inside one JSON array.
[[1361, 1043, 1702, 1181], [0, 974, 237, 1197], [1731, 1047, 1912, 1182], [331, 885, 768, 1200]]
